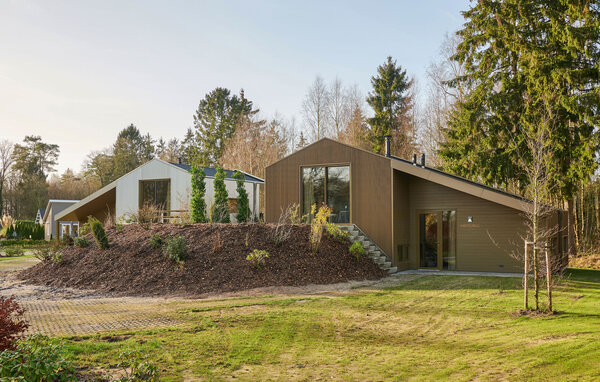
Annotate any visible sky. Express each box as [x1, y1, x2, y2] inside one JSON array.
[[0, 0, 471, 175]]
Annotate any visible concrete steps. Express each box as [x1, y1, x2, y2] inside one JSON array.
[[340, 225, 397, 274]]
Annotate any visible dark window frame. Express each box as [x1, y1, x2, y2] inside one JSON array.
[[300, 164, 351, 223], [139, 179, 171, 211]]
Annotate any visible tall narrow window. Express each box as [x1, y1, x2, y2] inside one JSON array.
[[326, 166, 350, 223], [302, 167, 325, 217], [442, 210, 456, 270], [301, 166, 350, 223]]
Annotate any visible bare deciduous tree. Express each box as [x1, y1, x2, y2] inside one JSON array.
[[302, 76, 330, 141], [519, 122, 559, 312], [0, 140, 14, 215]]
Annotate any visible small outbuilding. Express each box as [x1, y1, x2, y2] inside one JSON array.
[[42, 200, 80, 240], [265, 138, 567, 273], [54, 158, 263, 229]]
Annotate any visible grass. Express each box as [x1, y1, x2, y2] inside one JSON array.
[[60, 269, 600, 381], [0, 254, 35, 261]]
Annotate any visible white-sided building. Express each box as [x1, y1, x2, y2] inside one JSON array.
[[42, 200, 80, 240], [54, 158, 263, 230]]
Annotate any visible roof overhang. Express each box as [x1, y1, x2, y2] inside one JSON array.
[[390, 159, 530, 212], [55, 182, 117, 221]]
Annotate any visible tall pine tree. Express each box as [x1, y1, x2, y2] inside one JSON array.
[[366, 56, 415, 156], [439, 0, 600, 257], [192, 88, 254, 166]]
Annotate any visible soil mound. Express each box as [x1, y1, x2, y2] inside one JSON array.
[[19, 223, 386, 297]]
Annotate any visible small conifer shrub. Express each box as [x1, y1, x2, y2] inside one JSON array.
[[88, 216, 109, 249], [349, 241, 364, 260]]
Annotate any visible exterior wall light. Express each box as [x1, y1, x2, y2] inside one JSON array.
[[467, 216, 473, 223]]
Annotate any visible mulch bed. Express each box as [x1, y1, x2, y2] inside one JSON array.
[[19, 223, 385, 297]]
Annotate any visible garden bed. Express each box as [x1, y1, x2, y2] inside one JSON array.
[[19, 223, 385, 297]]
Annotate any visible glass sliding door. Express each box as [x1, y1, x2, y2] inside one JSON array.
[[419, 213, 439, 268], [301, 165, 350, 223], [419, 210, 457, 270]]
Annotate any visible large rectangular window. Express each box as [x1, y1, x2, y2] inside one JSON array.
[[301, 166, 350, 223], [139, 179, 171, 210]]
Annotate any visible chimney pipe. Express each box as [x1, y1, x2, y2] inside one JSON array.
[[384, 135, 391, 157], [177, 157, 183, 165], [421, 153, 426, 167], [412, 154, 417, 165]]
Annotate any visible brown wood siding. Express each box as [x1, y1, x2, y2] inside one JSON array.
[[392, 171, 410, 269], [407, 176, 525, 272], [265, 139, 393, 256]]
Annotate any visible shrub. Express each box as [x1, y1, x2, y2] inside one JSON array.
[[79, 221, 91, 236], [0, 239, 46, 247], [211, 166, 230, 223], [0, 296, 29, 351], [132, 202, 162, 230], [4, 246, 24, 257], [117, 349, 160, 381], [234, 170, 250, 223], [116, 222, 124, 231], [309, 204, 332, 253], [0, 334, 76, 381], [326, 223, 350, 243], [246, 249, 269, 269], [190, 165, 207, 223], [11, 220, 44, 240], [0, 215, 14, 237], [60, 234, 74, 247], [213, 231, 223, 253], [73, 236, 90, 247], [149, 234, 164, 249], [89, 216, 109, 249], [349, 241, 364, 260], [271, 204, 297, 247], [163, 235, 187, 263], [32, 245, 64, 265]]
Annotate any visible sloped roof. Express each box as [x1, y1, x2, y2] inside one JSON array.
[[275, 138, 536, 213], [169, 163, 264, 183]]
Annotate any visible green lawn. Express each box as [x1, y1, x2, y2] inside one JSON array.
[[64, 270, 600, 381]]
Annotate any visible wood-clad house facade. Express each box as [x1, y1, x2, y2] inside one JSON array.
[[265, 138, 567, 273]]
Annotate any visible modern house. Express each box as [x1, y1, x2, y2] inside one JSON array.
[[265, 138, 567, 273], [42, 200, 80, 240], [54, 158, 263, 231]]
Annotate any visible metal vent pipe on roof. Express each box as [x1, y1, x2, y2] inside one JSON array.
[[413, 154, 417, 165], [421, 153, 426, 167], [384, 135, 391, 157]]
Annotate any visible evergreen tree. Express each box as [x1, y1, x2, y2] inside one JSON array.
[[12, 136, 59, 218], [192, 88, 254, 166], [112, 124, 155, 179], [234, 170, 250, 222], [366, 56, 414, 155], [210, 166, 230, 223], [190, 165, 207, 223], [439, 0, 600, 256]]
